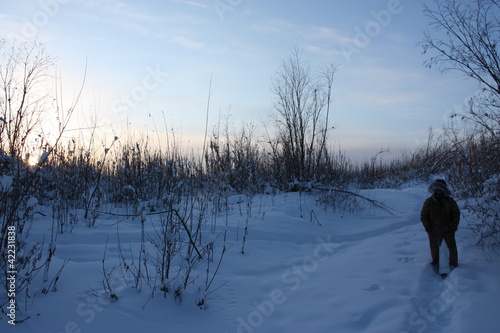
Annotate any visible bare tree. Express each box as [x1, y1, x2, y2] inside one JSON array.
[[0, 39, 54, 158], [421, 0, 500, 251], [0, 39, 84, 317], [420, 0, 500, 137], [270, 47, 336, 183]]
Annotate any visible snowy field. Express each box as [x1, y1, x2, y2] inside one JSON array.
[[2, 183, 499, 333]]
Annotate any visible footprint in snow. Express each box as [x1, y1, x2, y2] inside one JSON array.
[[398, 257, 415, 263], [365, 284, 383, 292], [396, 240, 412, 248]]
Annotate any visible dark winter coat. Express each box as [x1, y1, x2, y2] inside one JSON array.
[[420, 196, 460, 233]]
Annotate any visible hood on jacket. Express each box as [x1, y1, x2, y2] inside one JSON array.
[[428, 179, 452, 197]]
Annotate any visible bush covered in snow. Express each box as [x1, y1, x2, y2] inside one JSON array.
[[465, 174, 500, 252]]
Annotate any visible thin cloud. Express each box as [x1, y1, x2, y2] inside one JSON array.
[[71, 0, 185, 40], [304, 45, 343, 57], [249, 18, 298, 35], [100, 1, 171, 24], [308, 26, 356, 45], [170, 0, 209, 9], [172, 35, 204, 50]]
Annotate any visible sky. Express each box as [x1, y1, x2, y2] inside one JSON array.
[[0, 0, 479, 160]]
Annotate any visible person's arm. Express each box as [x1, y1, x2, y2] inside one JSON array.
[[420, 198, 432, 232]]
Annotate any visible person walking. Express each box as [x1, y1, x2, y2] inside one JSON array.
[[420, 179, 461, 267]]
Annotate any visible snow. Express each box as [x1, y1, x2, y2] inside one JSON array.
[[0, 175, 12, 193], [26, 197, 38, 209], [2, 183, 500, 333]]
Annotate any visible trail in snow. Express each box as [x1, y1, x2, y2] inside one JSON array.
[[408, 265, 463, 333], [3, 185, 500, 333], [220, 187, 431, 333]]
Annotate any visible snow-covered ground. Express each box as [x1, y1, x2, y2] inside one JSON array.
[[2, 183, 499, 333]]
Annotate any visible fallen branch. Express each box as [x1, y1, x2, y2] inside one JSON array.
[[312, 186, 396, 215]]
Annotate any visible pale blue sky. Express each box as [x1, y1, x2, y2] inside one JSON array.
[[1, 0, 478, 159]]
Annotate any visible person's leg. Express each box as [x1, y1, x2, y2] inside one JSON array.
[[428, 231, 443, 265], [444, 231, 458, 267]]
